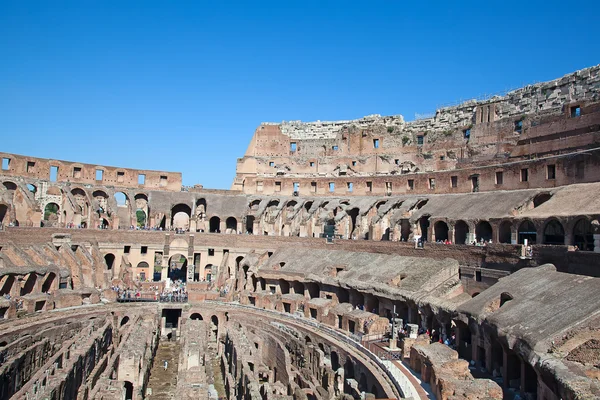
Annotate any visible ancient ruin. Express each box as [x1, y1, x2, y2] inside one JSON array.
[[1, 65, 599, 400]]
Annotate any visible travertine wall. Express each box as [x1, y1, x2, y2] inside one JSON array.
[[233, 64, 600, 192], [0, 152, 182, 191]]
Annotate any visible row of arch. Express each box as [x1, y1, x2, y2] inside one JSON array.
[[425, 217, 595, 249]]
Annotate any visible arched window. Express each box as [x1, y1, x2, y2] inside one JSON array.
[[543, 220, 565, 245]]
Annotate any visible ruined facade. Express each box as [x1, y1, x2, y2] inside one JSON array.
[[1, 65, 600, 400]]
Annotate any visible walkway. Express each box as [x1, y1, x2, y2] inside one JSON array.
[[146, 341, 181, 400]]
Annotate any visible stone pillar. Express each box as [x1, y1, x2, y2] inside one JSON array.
[[594, 234, 600, 253], [511, 228, 518, 245], [466, 232, 476, 244], [161, 255, 169, 281], [187, 256, 194, 281]]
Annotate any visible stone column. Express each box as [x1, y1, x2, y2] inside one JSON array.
[[594, 234, 600, 253], [466, 232, 476, 244]]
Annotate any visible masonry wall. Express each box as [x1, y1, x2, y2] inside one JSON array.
[[0, 152, 182, 191]]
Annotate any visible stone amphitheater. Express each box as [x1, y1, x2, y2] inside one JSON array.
[[1, 65, 599, 400]]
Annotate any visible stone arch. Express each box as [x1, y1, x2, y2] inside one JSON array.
[[0, 204, 8, 226], [124, 381, 133, 400], [331, 350, 340, 370], [267, 199, 280, 208], [196, 198, 207, 215], [190, 313, 203, 320], [225, 217, 237, 233], [498, 220, 513, 244], [21, 273, 37, 296], [136, 262, 150, 281], [533, 192, 552, 208], [245, 215, 254, 234], [171, 204, 191, 230], [572, 217, 594, 251], [168, 253, 188, 282], [204, 264, 214, 282], [43, 203, 60, 226], [104, 253, 116, 270], [543, 219, 565, 245], [417, 215, 430, 241], [249, 199, 261, 210], [454, 220, 469, 244], [134, 193, 149, 228], [209, 216, 221, 233], [0, 275, 15, 296], [2, 181, 17, 191], [517, 220, 537, 245], [434, 220, 449, 241], [41, 272, 56, 293], [476, 220, 493, 242], [279, 279, 290, 294], [399, 219, 411, 241]]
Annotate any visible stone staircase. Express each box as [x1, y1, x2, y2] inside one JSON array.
[[146, 341, 180, 400]]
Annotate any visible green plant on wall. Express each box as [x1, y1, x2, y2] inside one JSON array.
[[402, 136, 410, 145], [387, 126, 394, 133]]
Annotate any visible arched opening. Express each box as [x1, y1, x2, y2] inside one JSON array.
[[135, 210, 146, 228], [104, 254, 116, 270], [476, 221, 493, 242], [42, 272, 56, 293], [500, 292, 513, 307], [344, 359, 355, 379], [533, 193, 552, 208], [245, 216, 254, 234], [2, 181, 17, 191], [225, 217, 237, 233], [136, 261, 150, 281], [358, 372, 368, 392], [171, 204, 191, 231], [400, 219, 411, 241], [71, 188, 89, 216], [124, 381, 134, 400], [370, 385, 379, 398], [21, 274, 37, 296], [347, 208, 359, 236], [543, 220, 565, 245], [209, 216, 221, 233], [518, 220, 537, 244], [499, 220, 512, 244], [0, 275, 15, 296], [43, 203, 60, 226], [120, 316, 130, 326], [331, 351, 340, 370], [210, 315, 219, 339], [434, 221, 449, 241], [168, 254, 188, 282], [304, 201, 313, 212], [573, 218, 594, 251], [204, 264, 213, 282], [279, 279, 290, 294], [454, 220, 469, 244], [292, 281, 304, 296], [27, 184, 37, 194], [190, 313, 203, 320], [0, 204, 8, 226], [418, 216, 430, 241], [196, 198, 207, 215], [306, 282, 319, 299], [113, 192, 131, 229]]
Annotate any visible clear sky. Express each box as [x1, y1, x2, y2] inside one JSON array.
[[1, 1, 599, 189]]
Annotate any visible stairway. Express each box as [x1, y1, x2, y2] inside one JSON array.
[[146, 341, 180, 399]]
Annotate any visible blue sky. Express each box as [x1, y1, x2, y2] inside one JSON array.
[[1, 1, 598, 189]]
